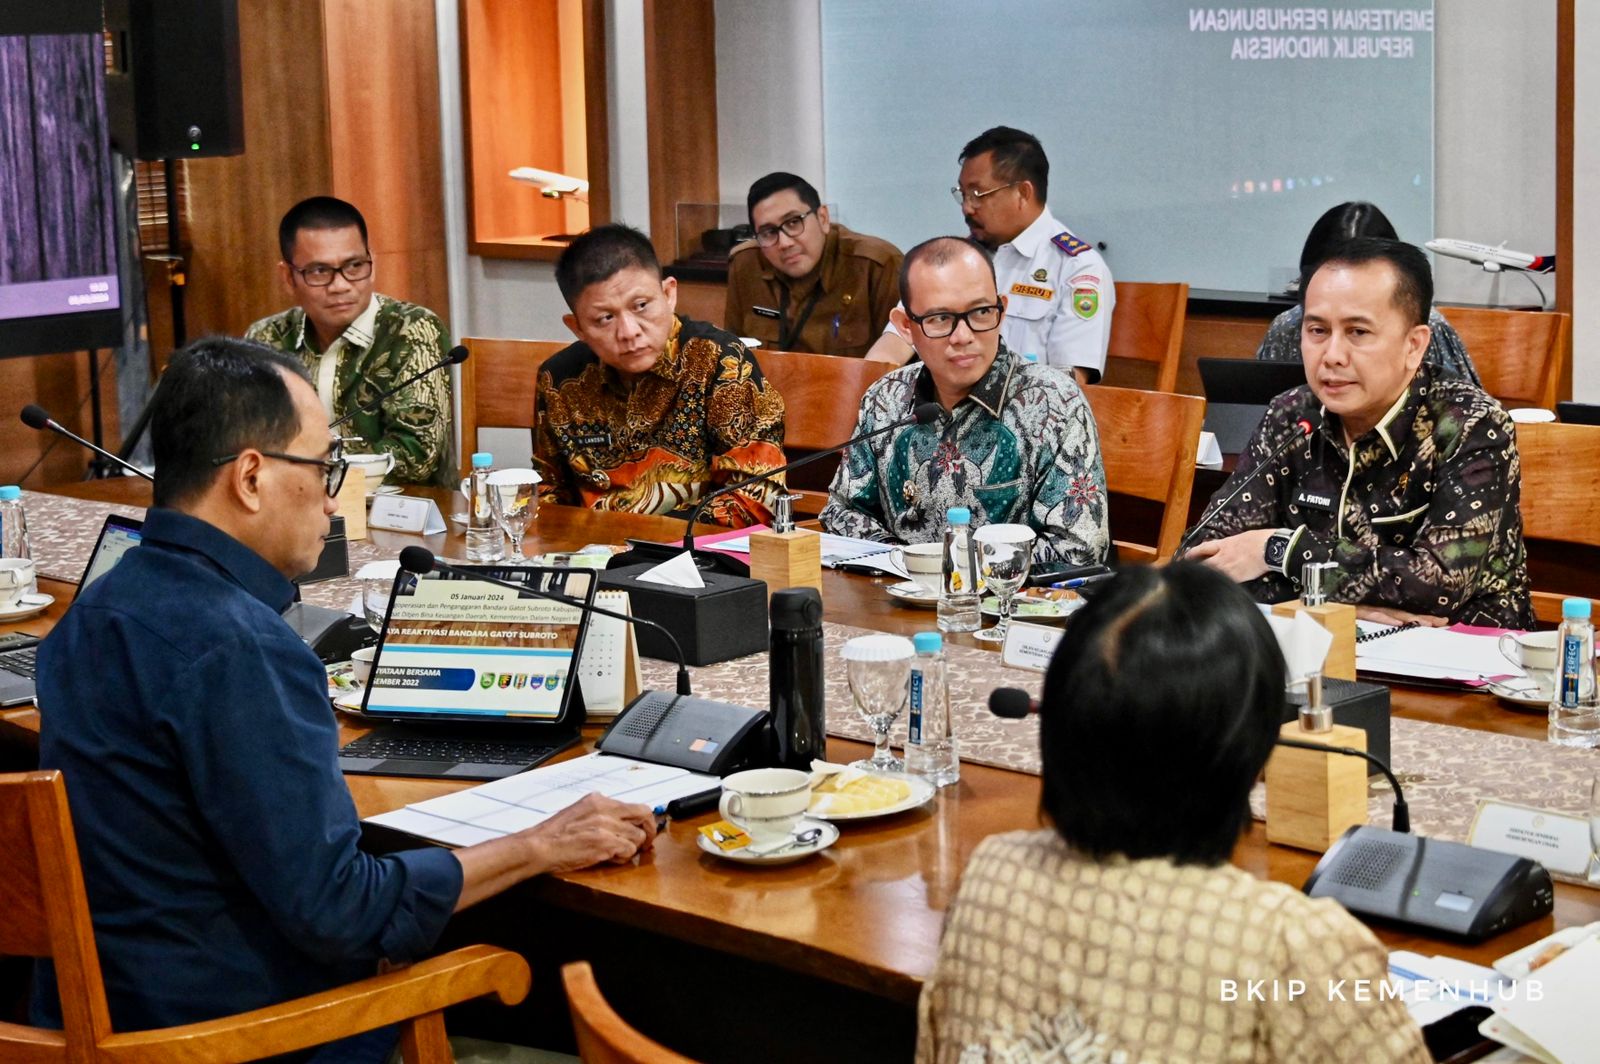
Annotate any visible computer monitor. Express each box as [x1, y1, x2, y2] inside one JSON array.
[[0, 1, 124, 358]]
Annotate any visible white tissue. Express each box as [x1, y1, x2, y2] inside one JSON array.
[[638, 551, 706, 588], [1266, 611, 1335, 684]]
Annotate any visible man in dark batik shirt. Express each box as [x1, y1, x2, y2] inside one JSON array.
[[1185, 238, 1532, 629], [534, 224, 786, 527]]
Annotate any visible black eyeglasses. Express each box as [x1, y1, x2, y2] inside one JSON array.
[[904, 303, 1003, 339], [211, 440, 349, 497], [288, 257, 373, 287], [753, 210, 815, 247]]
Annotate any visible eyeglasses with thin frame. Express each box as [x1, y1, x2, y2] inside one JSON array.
[[288, 257, 373, 288], [753, 209, 816, 247], [211, 439, 349, 497], [949, 181, 1018, 208], [904, 303, 1003, 339]]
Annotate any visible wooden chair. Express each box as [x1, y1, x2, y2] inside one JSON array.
[[1511, 420, 1600, 624], [1100, 281, 1189, 393], [1081, 385, 1206, 564], [0, 769, 531, 1063], [752, 349, 893, 515], [561, 962, 697, 1064], [457, 337, 568, 472], [1443, 307, 1569, 410]]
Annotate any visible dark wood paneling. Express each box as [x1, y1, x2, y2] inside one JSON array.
[[179, 0, 333, 343], [0, 351, 118, 487], [642, 0, 718, 264]]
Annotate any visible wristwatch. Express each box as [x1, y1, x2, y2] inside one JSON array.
[[1263, 528, 1297, 576]]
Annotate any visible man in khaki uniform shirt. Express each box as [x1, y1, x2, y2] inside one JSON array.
[[723, 172, 902, 357]]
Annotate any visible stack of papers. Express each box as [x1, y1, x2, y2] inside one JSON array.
[[1387, 951, 1512, 1026], [1479, 937, 1600, 1063], [1356, 624, 1518, 685], [705, 529, 906, 577], [366, 753, 718, 847]]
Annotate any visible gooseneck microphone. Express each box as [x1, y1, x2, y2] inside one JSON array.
[[20, 405, 155, 482], [396, 546, 692, 696], [328, 345, 469, 432], [680, 401, 944, 552], [987, 687, 1035, 719], [1173, 415, 1316, 559]]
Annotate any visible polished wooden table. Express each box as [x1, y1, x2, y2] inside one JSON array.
[[8, 479, 1599, 1059]]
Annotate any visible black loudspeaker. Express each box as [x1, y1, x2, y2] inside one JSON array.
[[104, 0, 244, 159]]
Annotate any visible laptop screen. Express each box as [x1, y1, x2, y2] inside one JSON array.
[[361, 566, 595, 725], [80, 513, 144, 589]]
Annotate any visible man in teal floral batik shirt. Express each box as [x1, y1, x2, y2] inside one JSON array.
[[821, 236, 1109, 568]]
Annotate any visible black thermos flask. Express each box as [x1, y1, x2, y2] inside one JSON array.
[[769, 587, 825, 769]]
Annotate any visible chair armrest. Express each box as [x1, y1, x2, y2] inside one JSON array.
[[0, 1021, 68, 1064], [99, 944, 530, 1064]]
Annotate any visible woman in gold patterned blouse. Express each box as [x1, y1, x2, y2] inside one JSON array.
[[917, 564, 1430, 1064]]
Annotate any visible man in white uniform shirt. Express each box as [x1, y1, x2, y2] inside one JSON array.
[[867, 126, 1115, 384]]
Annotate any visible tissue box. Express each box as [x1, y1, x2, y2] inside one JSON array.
[[1282, 678, 1391, 774], [598, 563, 767, 665], [299, 516, 349, 584]]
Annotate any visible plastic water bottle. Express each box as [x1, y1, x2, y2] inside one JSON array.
[[1550, 597, 1599, 747], [0, 486, 37, 594], [464, 452, 505, 562], [904, 631, 959, 785], [938, 506, 980, 632]]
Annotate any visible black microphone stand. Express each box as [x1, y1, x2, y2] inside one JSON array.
[[329, 346, 468, 433]]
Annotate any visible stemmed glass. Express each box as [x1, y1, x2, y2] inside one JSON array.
[[972, 524, 1036, 644], [842, 634, 915, 773], [1588, 776, 1599, 883], [361, 577, 392, 635], [487, 469, 540, 563]]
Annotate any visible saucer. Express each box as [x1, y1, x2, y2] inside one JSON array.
[[696, 817, 838, 865], [885, 580, 940, 608], [0, 593, 53, 621], [808, 771, 936, 822], [365, 485, 404, 501], [980, 587, 1084, 624]]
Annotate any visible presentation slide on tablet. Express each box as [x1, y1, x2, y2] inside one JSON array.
[[366, 570, 593, 720]]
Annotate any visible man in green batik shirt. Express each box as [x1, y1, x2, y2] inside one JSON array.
[[245, 196, 453, 485]]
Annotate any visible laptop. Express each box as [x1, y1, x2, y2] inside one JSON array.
[[0, 512, 144, 707], [339, 564, 596, 780], [1197, 358, 1308, 454]]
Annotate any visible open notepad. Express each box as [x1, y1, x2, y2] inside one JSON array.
[[365, 752, 718, 847], [1354, 623, 1521, 685]]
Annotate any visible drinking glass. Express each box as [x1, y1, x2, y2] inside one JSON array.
[[972, 524, 1036, 644], [487, 469, 540, 562], [361, 577, 392, 635], [842, 634, 915, 773]]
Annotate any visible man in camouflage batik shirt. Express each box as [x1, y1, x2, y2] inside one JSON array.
[[245, 197, 452, 486], [1186, 239, 1532, 628]]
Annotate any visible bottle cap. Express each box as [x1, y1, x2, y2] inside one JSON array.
[[0, 485, 19, 501], [1562, 597, 1591, 620], [912, 631, 942, 654], [946, 506, 971, 524], [471, 452, 493, 468], [770, 587, 823, 630]]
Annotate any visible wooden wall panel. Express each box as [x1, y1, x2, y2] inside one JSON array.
[[642, 0, 719, 265], [1, 352, 118, 487], [324, 0, 449, 322], [180, 0, 332, 343]]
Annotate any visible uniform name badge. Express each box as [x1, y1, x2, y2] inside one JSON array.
[[1293, 469, 1339, 513], [368, 495, 448, 535], [1008, 282, 1054, 302]]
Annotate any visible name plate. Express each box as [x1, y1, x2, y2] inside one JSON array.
[[1001, 621, 1063, 673], [1467, 799, 1594, 877], [367, 495, 447, 536]]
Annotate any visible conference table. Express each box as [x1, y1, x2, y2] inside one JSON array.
[[6, 478, 1598, 1062]]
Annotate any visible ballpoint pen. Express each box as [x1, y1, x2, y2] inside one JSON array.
[[1049, 572, 1117, 590]]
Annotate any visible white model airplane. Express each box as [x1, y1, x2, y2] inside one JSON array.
[[509, 166, 590, 201], [1426, 238, 1555, 274]]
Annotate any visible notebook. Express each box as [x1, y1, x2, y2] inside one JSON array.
[[339, 565, 597, 780], [0, 512, 144, 707], [1197, 358, 1308, 454]]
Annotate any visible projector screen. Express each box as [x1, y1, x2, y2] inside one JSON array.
[[821, 1, 1435, 295]]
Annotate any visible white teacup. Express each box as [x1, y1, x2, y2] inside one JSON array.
[[350, 646, 377, 686], [892, 542, 944, 593], [0, 558, 36, 607], [1499, 630, 1559, 692], [718, 767, 811, 845], [347, 451, 395, 492]]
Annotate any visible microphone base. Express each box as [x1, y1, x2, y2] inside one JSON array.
[[599, 562, 767, 666]]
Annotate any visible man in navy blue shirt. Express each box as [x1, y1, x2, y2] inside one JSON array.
[[33, 338, 656, 1058]]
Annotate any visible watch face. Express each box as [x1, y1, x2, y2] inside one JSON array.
[[1265, 534, 1288, 568]]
